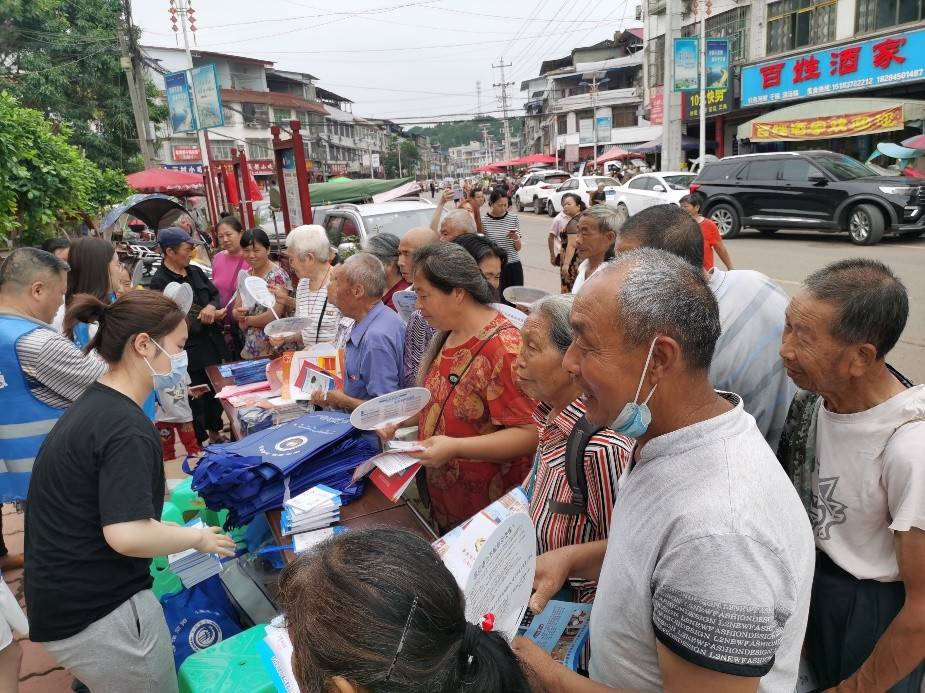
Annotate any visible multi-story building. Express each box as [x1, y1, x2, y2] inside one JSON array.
[[448, 141, 492, 174], [519, 29, 650, 168], [642, 0, 925, 160]]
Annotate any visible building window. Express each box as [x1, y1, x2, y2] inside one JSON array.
[[682, 6, 751, 63], [209, 140, 235, 160], [646, 35, 665, 87], [857, 0, 924, 32], [273, 107, 292, 125], [612, 107, 636, 128], [241, 103, 269, 125], [247, 139, 273, 160], [767, 0, 837, 55]]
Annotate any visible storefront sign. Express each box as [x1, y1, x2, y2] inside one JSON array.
[[578, 119, 594, 144], [650, 86, 663, 125], [164, 163, 203, 174], [595, 115, 612, 140], [249, 159, 275, 176], [172, 145, 202, 162], [673, 38, 699, 91], [742, 28, 925, 107], [684, 86, 732, 120], [280, 149, 303, 227], [165, 70, 197, 133], [750, 105, 904, 141], [190, 64, 225, 129]]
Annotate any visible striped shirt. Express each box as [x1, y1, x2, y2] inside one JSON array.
[[708, 269, 797, 450], [482, 211, 521, 264], [294, 279, 352, 346], [9, 317, 107, 408], [528, 399, 631, 603], [402, 309, 436, 388]]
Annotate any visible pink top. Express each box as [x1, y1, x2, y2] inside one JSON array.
[[211, 250, 250, 307]]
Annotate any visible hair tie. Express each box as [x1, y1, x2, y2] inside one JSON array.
[[462, 613, 494, 656]]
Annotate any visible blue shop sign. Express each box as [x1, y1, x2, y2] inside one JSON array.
[[741, 28, 925, 107]]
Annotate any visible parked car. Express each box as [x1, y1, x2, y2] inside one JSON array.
[[612, 172, 697, 215], [321, 199, 444, 255], [545, 176, 622, 216], [513, 170, 572, 213], [692, 151, 925, 245]]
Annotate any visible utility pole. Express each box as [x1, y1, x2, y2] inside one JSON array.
[[662, 0, 683, 170], [119, 0, 157, 168], [176, 0, 211, 175], [476, 81, 482, 117], [480, 124, 492, 164], [697, 0, 707, 170], [493, 58, 514, 160]]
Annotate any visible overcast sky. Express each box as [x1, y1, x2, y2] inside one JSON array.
[[134, 0, 640, 126]]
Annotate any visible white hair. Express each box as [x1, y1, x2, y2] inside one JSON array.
[[443, 209, 477, 235], [342, 252, 386, 298], [532, 294, 575, 353], [286, 225, 331, 262]]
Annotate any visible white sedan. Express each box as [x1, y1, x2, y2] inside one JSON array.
[[544, 176, 622, 216], [611, 172, 697, 215]]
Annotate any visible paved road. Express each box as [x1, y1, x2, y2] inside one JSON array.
[[512, 209, 925, 384]]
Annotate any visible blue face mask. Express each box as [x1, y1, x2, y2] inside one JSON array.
[[611, 337, 658, 439], [145, 340, 188, 389]]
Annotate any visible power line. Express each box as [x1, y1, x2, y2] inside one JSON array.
[[200, 0, 443, 29]]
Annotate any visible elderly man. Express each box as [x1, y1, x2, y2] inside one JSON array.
[[514, 248, 814, 693], [396, 227, 440, 387], [616, 204, 796, 449], [572, 205, 624, 293], [439, 209, 477, 242], [0, 248, 107, 568], [315, 253, 405, 411], [777, 259, 925, 692]]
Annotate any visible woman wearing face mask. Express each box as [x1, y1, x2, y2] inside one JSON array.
[[452, 233, 507, 301], [480, 191, 523, 295], [24, 291, 236, 693], [231, 228, 292, 359]]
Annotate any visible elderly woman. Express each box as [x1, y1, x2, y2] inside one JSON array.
[[572, 204, 626, 294], [515, 294, 631, 603], [363, 233, 410, 311], [382, 243, 537, 533], [271, 224, 348, 348]]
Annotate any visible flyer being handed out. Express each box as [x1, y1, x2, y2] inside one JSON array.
[[432, 487, 535, 641]]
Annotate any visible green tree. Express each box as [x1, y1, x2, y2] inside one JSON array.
[[0, 91, 128, 246], [0, 0, 165, 172], [381, 137, 421, 178]]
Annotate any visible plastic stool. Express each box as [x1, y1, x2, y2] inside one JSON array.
[[177, 624, 277, 693]]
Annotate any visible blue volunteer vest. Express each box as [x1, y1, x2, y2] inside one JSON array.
[[0, 316, 66, 502]]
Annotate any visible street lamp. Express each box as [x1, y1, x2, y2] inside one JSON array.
[[579, 76, 610, 171]]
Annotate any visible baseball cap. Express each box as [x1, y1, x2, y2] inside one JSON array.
[[157, 226, 203, 249]]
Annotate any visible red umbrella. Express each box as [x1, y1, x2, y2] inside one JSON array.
[[596, 146, 638, 164], [901, 134, 925, 150], [514, 153, 557, 165], [126, 167, 205, 196]]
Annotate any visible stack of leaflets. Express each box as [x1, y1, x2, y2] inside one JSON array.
[[260, 617, 300, 692], [350, 441, 424, 502], [227, 359, 271, 385], [518, 601, 592, 671], [280, 484, 342, 535], [167, 520, 223, 589], [292, 525, 346, 555]]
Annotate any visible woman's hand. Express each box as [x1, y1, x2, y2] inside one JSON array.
[[194, 526, 236, 557], [198, 304, 217, 324], [231, 306, 248, 320], [214, 307, 227, 321], [440, 188, 453, 205], [270, 284, 290, 302], [376, 423, 400, 445], [511, 637, 567, 692], [410, 435, 458, 468], [530, 547, 573, 614], [237, 317, 248, 331]]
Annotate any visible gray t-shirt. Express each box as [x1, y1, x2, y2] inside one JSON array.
[[589, 394, 814, 692]]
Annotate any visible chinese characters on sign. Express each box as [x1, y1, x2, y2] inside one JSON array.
[[684, 87, 732, 120], [741, 28, 925, 106], [172, 145, 201, 162], [650, 86, 664, 125], [750, 106, 904, 141]]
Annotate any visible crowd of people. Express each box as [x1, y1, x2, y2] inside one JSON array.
[[0, 187, 921, 693]]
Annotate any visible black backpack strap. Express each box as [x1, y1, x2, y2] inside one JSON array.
[[548, 414, 604, 517]]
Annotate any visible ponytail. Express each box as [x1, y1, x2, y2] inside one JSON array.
[[66, 291, 185, 362], [458, 623, 532, 692]]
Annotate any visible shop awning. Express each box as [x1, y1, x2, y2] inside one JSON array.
[[737, 98, 925, 142], [596, 146, 639, 164], [126, 167, 204, 196]]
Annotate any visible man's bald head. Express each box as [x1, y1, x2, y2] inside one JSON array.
[[398, 226, 440, 283], [440, 210, 477, 242]]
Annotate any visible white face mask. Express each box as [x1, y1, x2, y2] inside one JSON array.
[[144, 339, 188, 388]]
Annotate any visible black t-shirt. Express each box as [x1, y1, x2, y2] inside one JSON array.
[[150, 262, 229, 370], [24, 382, 165, 642]]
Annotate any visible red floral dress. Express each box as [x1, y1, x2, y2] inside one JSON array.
[[419, 313, 537, 532]]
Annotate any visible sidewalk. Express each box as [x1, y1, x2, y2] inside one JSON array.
[[2, 505, 74, 692]]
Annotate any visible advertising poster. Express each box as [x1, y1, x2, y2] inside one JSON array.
[[578, 119, 594, 144], [280, 149, 302, 228], [191, 64, 225, 129], [705, 38, 730, 90], [673, 38, 699, 92], [165, 70, 197, 133]]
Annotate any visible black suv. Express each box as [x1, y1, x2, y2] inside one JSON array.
[[691, 151, 925, 245]]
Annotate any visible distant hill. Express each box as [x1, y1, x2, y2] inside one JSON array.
[[409, 117, 523, 151]]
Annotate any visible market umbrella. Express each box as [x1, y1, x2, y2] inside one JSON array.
[[513, 153, 557, 166], [126, 167, 204, 196], [100, 193, 189, 232], [901, 134, 925, 150], [596, 146, 637, 164]]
